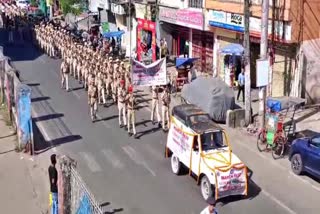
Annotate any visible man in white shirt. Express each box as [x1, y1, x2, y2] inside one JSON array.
[[200, 197, 219, 214]]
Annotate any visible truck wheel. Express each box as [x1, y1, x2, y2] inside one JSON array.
[[201, 175, 213, 201], [171, 154, 181, 175]]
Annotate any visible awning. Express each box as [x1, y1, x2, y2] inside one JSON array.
[[102, 30, 125, 38], [220, 43, 244, 56], [175, 57, 199, 68]]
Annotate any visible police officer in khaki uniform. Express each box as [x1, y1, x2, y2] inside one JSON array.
[[127, 85, 137, 138], [161, 85, 171, 132], [88, 79, 98, 122], [118, 79, 127, 128], [60, 59, 70, 91], [151, 85, 161, 126]]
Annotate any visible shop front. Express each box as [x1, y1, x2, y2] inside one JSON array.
[[159, 7, 213, 73], [136, 18, 157, 63], [207, 9, 293, 92]]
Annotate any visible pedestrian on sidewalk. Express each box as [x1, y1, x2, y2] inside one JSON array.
[[151, 85, 161, 127], [237, 69, 245, 103], [48, 154, 58, 214], [200, 197, 219, 214]]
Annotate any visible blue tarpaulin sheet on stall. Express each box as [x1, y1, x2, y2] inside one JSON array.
[[17, 85, 32, 145], [220, 43, 244, 56], [102, 30, 125, 38], [175, 58, 199, 68]]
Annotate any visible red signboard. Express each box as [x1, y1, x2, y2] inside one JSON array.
[[136, 18, 156, 62]]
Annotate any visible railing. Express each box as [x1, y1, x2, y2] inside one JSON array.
[[58, 155, 103, 214], [188, 0, 202, 8]]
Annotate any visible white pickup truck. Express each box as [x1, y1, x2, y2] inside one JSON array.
[[166, 104, 248, 201]]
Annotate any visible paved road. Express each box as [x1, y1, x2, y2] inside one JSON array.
[[2, 29, 320, 214]]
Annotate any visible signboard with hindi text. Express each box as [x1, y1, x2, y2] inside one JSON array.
[[215, 166, 247, 199], [132, 58, 167, 86]]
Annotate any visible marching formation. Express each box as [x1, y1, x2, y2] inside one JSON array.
[[34, 22, 172, 138]]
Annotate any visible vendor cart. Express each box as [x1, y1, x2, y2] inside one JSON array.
[[170, 57, 199, 96], [257, 96, 306, 159]]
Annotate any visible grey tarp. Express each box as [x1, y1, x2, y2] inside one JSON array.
[[181, 77, 235, 122]]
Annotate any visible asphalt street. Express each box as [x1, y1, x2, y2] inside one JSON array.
[[2, 29, 320, 214]]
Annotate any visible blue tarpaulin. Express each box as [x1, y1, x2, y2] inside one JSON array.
[[102, 30, 125, 38], [175, 58, 199, 68], [220, 43, 244, 56], [76, 194, 92, 214], [17, 85, 32, 145]]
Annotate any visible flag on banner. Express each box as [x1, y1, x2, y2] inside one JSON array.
[[132, 58, 167, 86]]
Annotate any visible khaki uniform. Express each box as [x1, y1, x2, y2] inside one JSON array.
[[151, 86, 161, 123], [60, 60, 70, 91], [118, 86, 127, 127], [161, 89, 171, 130], [127, 93, 136, 136], [88, 84, 98, 121]]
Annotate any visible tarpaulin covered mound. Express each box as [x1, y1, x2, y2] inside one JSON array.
[[181, 76, 236, 122]]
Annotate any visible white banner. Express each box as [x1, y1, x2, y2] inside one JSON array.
[[215, 166, 247, 199], [132, 58, 167, 86]]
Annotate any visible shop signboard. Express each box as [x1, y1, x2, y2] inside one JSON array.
[[208, 10, 292, 42], [132, 58, 167, 86], [159, 6, 204, 30], [208, 10, 244, 32]]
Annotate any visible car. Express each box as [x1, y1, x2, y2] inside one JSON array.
[[289, 136, 320, 179], [16, 0, 29, 9], [166, 104, 248, 201]]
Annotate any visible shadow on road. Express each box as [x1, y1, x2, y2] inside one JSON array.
[[33, 113, 64, 122], [95, 115, 118, 122], [100, 202, 124, 214], [32, 120, 82, 154], [31, 96, 50, 102]]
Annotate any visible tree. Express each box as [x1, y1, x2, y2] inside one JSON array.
[[59, 0, 83, 16]]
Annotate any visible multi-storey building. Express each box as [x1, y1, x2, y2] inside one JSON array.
[[204, 0, 320, 100]]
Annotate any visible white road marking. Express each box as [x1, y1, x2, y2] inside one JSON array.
[[261, 189, 297, 214], [79, 152, 102, 173], [237, 136, 320, 192], [289, 172, 320, 192], [31, 108, 57, 152], [72, 90, 81, 99], [96, 114, 111, 129], [122, 146, 156, 176], [101, 149, 125, 169]]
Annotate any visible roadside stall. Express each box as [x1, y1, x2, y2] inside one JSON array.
[[102, 30, 125, 56], [219, 44, 244, 87], [170, 57, 199, 95], [166, 104, 248, 201]]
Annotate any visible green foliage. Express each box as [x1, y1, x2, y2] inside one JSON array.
[[59, 0, 84, 15], [30, 0, 37, 7]]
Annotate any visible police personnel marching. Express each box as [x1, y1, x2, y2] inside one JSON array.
[[33, 20, 178, 138]]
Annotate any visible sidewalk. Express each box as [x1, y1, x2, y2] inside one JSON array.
[[0, 113, 49, 214]]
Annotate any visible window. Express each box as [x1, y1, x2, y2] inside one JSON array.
[[201, 131, 227, 151], [188, 0, 202, 8], [311, 137, 320, 148]]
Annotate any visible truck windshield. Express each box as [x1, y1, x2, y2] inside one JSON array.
[[201, 131, 227, 151]]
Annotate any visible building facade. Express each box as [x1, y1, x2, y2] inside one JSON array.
[[158, 0, 213, 74]]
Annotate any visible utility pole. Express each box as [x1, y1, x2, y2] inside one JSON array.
[[244, 0, 252, 125], [259, 0, 269, 128]]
